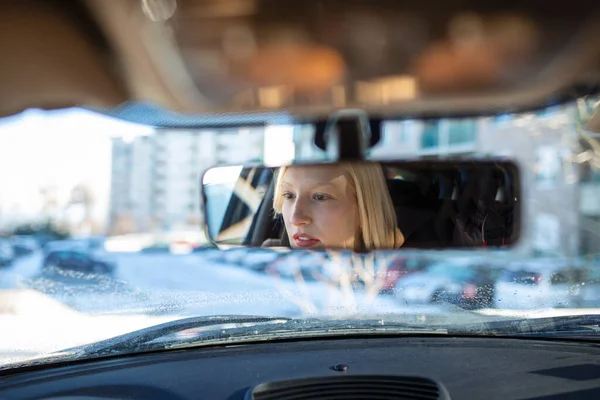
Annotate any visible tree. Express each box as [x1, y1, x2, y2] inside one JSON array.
[[67, 183, 96, 235]]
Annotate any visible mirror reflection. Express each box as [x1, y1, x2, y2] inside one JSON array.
[[201, 161, 519, 250]]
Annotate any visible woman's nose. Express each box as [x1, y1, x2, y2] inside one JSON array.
[[290, 199, 311, 226]]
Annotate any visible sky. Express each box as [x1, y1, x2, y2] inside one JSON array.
[[0, 107, 296, 233], [0, 108, 153, 229]]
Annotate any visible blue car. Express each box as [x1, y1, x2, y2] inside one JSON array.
[[42, 250, 116, 275], [0, 239, 15, 267]]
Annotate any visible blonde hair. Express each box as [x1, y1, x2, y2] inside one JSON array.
[[273, 162, 404, 251]]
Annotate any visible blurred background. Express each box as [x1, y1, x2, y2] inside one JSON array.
[[0, 92, 599, 364]]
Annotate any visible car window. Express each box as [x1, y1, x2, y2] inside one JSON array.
[[501, 270, 541, 285], [70, 252, 89, 262], [550, 272, 570, 285], [204, 167, 274, 243], [404, 258, 428, 271], [54, 252, 70, 261], [46, 253, 60, 262], [427, 264, 474, 281]]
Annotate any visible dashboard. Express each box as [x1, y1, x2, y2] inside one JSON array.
[[1, 336, 600, 399]]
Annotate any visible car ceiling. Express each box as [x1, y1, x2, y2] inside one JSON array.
[[0, 0, 599, 129]]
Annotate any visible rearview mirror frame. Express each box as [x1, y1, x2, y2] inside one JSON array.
[[199, 159, 521, 252]]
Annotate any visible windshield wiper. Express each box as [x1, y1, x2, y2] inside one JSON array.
[[452, 314, 600, 339], [59, 315, 447, 358], [64, 315, 292, 356], [163, 318, 448, 351], [53, 314, 600, 361], [11, 314, 600, 373]]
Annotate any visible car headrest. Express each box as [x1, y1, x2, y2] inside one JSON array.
[[386, 179, 438, 209], [386, 179, 439, 237]]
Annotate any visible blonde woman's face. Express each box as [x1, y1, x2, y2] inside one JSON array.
[[280, 165, 359, 249]]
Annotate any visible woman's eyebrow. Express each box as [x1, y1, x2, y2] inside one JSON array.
[[282, 180, 338, 190]]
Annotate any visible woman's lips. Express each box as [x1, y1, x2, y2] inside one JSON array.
[[293, 233, 320, 248]]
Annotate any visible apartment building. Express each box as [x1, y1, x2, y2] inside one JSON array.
[[109, 128, 264, 234], [292, 106, 586, 257]]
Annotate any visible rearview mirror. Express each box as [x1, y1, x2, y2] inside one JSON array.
[[200, 160, 520, 251]]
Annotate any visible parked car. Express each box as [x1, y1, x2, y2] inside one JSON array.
[[243, 249, 287, 272], [42, 249, 117, 275], [0, 238, 15, 267], [43, 239, 90, 256], [395, 259, 499, 309], [575, 257, 600, 307], [378, 257, 429, 294], [213, 247, 284, 272], [189, 243, 217, 253], [10, 235, 39, 257], [493, 260, 583, 309], [140, 243, 172, 254], [266, 251, 327, 281]]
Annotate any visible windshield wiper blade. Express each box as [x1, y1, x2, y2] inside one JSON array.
[[62, 316, 449, 358], [162, 319, 449, 351], [453, 314, 600, 338], [64, 315, 292, 356], [46, 314, 600, 368]]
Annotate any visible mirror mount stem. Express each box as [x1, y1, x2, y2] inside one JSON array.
[[321, 109, 375, 160]]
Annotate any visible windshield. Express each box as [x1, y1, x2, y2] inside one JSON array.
[[501, 270, 542, 285], [1, 96, 600, 369], [425, 263, 475, 279]]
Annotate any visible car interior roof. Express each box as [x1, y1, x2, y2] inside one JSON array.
[[0, 0, 598, 129]]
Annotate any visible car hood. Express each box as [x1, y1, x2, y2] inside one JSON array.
[[0, 309, 503, 371]]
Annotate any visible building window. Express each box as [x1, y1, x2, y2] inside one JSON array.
[[382, 121, 413, 145], [420, 121, 440, 149], [448, 120, 476, 145], [420, 119, 477, 151]]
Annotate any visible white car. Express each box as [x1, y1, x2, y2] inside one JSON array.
[[205, 247, 283, 271], [394, 259, 490, 306], [493, 260, 582, 309], [266, 252, 325, 280]]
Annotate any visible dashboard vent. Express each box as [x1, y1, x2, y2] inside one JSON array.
[[247, 375, 450, 400]]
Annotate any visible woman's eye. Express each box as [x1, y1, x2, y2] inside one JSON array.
[[282, 192, 295, 200], [313, 193, 331, 201]]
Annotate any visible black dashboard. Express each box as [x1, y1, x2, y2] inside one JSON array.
[[1, 336, 600, 399]]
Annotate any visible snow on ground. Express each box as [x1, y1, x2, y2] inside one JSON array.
[[0, 289, 179, 365], [11, 252, 409, 318], [0, 251, 418, 364], [0, 253, 41, 290]]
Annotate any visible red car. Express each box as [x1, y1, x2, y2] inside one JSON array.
[[379, 257, 429, 294]]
